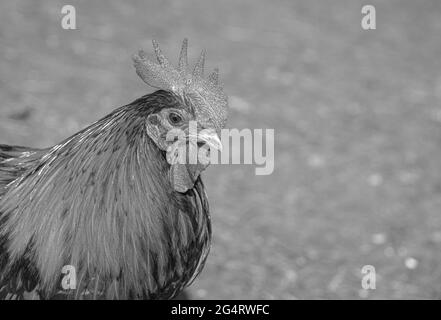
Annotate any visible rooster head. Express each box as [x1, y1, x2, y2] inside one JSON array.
[[133, 39, 229, 192]]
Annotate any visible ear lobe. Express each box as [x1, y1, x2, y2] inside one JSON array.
[[146, 114, 167, 150], [148, 114, 160, 125]]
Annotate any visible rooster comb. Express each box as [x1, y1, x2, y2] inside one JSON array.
[[133, 39, 228, 129]]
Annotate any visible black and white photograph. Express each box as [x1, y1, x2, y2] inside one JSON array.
[[0, 0, 440, 308]]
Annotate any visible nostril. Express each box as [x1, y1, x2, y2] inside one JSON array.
[[197, 141, 206, 148]]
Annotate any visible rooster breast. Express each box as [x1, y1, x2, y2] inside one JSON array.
[[0, 92, 212, 299]]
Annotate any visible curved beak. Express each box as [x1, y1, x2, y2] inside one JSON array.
[[193, 128, 222, 152]]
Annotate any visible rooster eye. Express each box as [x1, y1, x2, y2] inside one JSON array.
[[168, 112, 183, 125]]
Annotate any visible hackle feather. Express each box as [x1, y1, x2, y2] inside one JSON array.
[[0, 91, 211, 299]]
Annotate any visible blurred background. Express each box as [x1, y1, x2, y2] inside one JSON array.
[[1, 0, 441, 299]]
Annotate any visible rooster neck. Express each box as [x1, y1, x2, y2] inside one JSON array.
[[0, 92, 211, 299]]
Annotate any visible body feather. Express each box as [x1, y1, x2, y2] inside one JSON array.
[[0, 91, 211, 299]]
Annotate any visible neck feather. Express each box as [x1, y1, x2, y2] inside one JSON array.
[[0, 96, 211, 299]]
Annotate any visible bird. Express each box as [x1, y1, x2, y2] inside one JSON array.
[[0, 38, 228, 299]]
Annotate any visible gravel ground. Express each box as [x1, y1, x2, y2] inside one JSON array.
[[1, 0, 441, 299]]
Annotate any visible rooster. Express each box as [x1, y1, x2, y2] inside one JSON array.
[[0, 39, 228, 299]]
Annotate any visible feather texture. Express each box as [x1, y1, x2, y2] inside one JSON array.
[[0, 90, 211, 299]]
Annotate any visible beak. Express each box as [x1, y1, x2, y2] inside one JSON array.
[[189, 128, 223, 152]]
